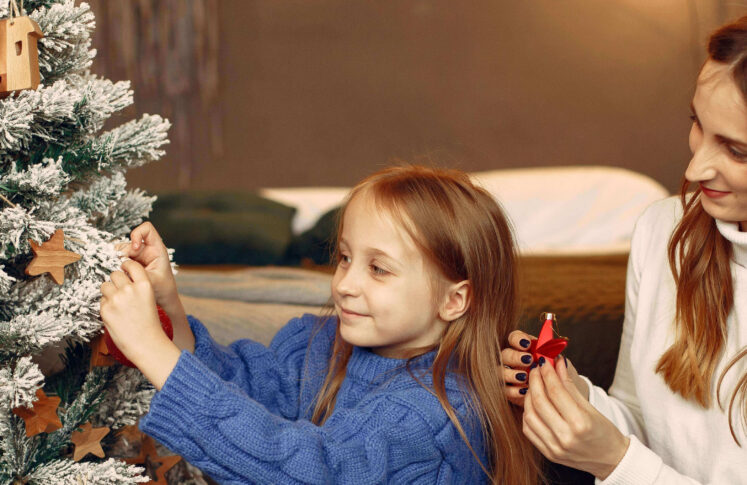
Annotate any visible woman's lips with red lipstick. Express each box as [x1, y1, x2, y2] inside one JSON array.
[[700, 183, 731, 199]]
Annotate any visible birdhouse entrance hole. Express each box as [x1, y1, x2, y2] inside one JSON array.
[[15, 41, 22, 55]]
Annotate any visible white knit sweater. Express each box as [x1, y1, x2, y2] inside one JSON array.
[[586, 196, 747, 485]]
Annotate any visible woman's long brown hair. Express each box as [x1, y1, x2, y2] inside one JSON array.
[[310, 165, 542, 484], [658, 15, 747, 443]]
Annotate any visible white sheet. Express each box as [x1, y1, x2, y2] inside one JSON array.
[[261, 166, 670, 254]]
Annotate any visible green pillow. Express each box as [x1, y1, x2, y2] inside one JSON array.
[[283, 207, 340, 266], [148, 191, 296, 265]]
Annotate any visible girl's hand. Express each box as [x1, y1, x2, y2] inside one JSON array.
[[116, 222, 195, 353], [501, 330, 536, 406], [522, 357, 629, 480], [100, 259, 181, 389], [116, 222, 178, 310]]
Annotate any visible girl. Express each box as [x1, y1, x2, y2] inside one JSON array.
[[100, 166, 542, 484], [502, 16, 747, 484]]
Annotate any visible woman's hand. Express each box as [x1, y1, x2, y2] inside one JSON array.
[[501, 330, 536, 406], [100, 259, 181, 389], [522, 357, 629, 480]]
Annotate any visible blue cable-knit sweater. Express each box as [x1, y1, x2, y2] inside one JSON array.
[[139, 313, 488, 484]]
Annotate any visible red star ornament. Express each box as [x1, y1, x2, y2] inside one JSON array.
[[12, 389, 63, 437], [71, 422, 110, 461], [25, 229, 81, 284], [529, 312, 568, 368]]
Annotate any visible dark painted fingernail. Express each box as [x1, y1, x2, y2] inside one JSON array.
[[564, 355, 568, 366], [519, 339, 530, 349], [539, 357, 546, 366], [516, 372, 527, 382], [519, 388, 528, 395], [521, 354, 532, 364], [529, 362, 538, 370]]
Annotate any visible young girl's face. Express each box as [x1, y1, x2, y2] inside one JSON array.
[[686, 59, 747, 230], [331, 191, 448, 358]]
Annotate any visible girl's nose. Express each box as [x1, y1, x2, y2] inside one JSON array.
[[685, 146, 719, 183], [334, 267, 361, 297]]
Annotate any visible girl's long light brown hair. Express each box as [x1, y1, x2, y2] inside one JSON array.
[[310, 165, 541, 484], [658, 15, 747, 443]]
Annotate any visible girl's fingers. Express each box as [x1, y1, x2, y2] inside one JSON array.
[[109, 270, 132, 289], [121, 259, 149, 283], [130, 222, 161, 251], [100, 281, 115, 298]]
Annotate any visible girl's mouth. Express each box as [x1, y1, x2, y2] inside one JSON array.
[[340, 307, 367, 318]]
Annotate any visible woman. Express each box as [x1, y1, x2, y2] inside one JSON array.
[[502, 16, 747, 484]]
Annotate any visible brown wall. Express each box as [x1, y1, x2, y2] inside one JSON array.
[[93, 1, 747, 194]]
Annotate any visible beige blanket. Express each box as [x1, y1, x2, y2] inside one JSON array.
[[176, 266, 331, 345]]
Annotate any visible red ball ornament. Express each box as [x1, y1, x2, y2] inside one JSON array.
[[104, 306, 174, 368]]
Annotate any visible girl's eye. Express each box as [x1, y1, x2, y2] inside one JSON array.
[[369, 264, 388, 276], [690, 114, 700, 127], [339, 254, 351, 265]]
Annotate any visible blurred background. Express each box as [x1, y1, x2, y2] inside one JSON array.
[[87, 0, 747, 194]]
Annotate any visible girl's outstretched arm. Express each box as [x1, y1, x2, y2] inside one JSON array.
[[139, 352, 464, 485], [101, 258, 322, 417], [185, 313, 324, 419]]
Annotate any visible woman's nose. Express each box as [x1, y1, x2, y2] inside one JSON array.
[[685, 145, 719, 183]]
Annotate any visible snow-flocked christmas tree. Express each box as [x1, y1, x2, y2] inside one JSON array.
[[0, 0, 174, 483]]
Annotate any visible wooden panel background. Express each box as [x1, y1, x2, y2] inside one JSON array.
[[87, 1, 747, 193]]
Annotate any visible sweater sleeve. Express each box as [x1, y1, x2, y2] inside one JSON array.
[[588, 201, 712, 484], [596, 436, 709, 485], [585, 203, 655, 439], [140, 352, 447, 485], [186, 313, 320, 419]]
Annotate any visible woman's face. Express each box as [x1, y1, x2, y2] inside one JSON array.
[[686, 60, 747, 231]]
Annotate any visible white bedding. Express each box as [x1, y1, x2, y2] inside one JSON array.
[[261, 166, 670, 255]]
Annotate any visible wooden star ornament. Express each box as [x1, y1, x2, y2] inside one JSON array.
[[90, 333, 116, 369], [71, 422, 110, 461], [117, 423, 144, 445], [125, 435, 182, 485], [25, 229, 81, 284], [12, 389, 63, 437]]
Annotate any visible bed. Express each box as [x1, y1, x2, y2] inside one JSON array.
[[157, 165, 669, 390]]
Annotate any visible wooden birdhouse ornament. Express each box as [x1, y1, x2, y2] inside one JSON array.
[[0, 0, 43, 97]]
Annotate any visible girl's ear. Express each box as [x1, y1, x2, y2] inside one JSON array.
[[439, 280, 471, 322]]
